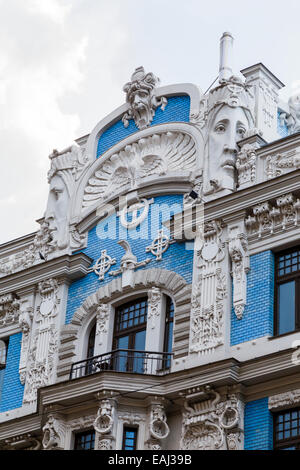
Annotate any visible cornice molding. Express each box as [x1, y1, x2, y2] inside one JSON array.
[[0, 253, 92, 294]]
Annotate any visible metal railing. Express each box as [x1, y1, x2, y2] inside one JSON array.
[[70, 349, 173, 380]]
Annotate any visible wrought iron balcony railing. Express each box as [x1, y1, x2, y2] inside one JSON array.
[[70, 349, 173, 380]]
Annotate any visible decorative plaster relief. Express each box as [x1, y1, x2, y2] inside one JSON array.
[[146, 229, 175, 261], [189, 221, 227, 354], [109, 240, 151, 287], [93, 250, 117, 281], [19, 300, 34, 385], [280, 93, 300, 135], [147, 288, 162, 329], [236, 144, 257, 188], [45, 143, 89, 251], [0, 221, 54, 277], [94, 394, 117, 451], [96, 304, 109, 345], [228, 225, 249, 320], [122, 66, 167, 130], [245, 193, 300, 239], [265, 150, 300, 180], [180, 387, 243, 450], [0, 293, 20, 327], [269, 389, 300, 410], [23, 279, 60, 405], [42, 414, 65, 450], [82, 131, 196, 209]]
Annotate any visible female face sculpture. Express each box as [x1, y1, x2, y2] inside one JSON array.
[[207, 104, 250, 193], [45, 174, 70, 250]]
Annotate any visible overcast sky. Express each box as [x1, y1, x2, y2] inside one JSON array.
[[0, 0, 300, 244]]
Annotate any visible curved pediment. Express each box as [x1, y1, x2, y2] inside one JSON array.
[[72, 122, 204, 219]]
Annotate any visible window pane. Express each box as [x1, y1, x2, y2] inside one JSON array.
[[122, 427, 137, 450], [278, 281, 295, 335]]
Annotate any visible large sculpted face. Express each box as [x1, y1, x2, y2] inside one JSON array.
[[45, 174, 70, 249], [207, 105, 249, 192]]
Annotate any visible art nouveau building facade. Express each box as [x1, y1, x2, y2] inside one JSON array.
[[1, 33, 300, 450]]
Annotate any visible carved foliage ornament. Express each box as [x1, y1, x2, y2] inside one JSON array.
[[268, 389, 300, 410], [266, 150, 300, 180], [122, 66, 167, 130], [82, 131, 196, 208], [42, 414, 63, 450], [147, 287, 162, 329]]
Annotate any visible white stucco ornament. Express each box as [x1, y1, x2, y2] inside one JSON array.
[[93, 250, 117, 281], [122, 66, 167, 130]]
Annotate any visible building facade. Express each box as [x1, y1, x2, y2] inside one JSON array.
[[0, 33, 300, 450]]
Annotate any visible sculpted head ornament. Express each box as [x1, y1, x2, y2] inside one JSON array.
[[122, 66, 167, 130]]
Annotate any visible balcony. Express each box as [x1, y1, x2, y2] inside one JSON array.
[[70, 349, 173, 380]]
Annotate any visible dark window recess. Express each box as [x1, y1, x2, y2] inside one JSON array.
[[85, 324, 96, 375], [122, 427, 138, 450], [274, 408, 300, 450], [74, 430, 95, 450], [274, 247, 300, 336], [163, 297, 174, 369]]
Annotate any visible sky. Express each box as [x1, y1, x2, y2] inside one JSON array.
[[0, 0, 300, 244]]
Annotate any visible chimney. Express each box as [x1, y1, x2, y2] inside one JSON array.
[[219, 32, 234, 82]]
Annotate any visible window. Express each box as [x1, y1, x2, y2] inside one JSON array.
[[163, 297, 174, 369], [122, 427, 138, 450], [274, 408, 300, 450], [74, 430, 95, 450], [275, 247, 300, 336], [113, 298, 148, 373]]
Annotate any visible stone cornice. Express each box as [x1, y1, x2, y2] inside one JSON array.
[[165, 169, 300, 239], [0, 253, 93, 294]]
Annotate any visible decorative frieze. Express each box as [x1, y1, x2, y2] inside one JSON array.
[[245, 193, 300, 239], [265, 150, 300, 180], [0, 221, 54, 278], [268, 389, 300, 411], [82, 131, 196, 208], [122, 66, 167, 130], [180, 387, 243, 450], [189, 221, 227, 354]]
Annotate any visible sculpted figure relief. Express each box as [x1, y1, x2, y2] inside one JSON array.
[[203, 76, 255, 195], [45, 144, 88, 250]]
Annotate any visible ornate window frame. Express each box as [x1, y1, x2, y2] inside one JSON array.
[[58, 269, 192, 382]]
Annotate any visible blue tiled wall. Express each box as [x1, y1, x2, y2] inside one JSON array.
[[277, 109, 289, 138], [0, 333, 24, 412], [66, 194, 193, 324], [231, 251, 274, 346], [97, 95, 190, 158], [244, 398, 273, 450]]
